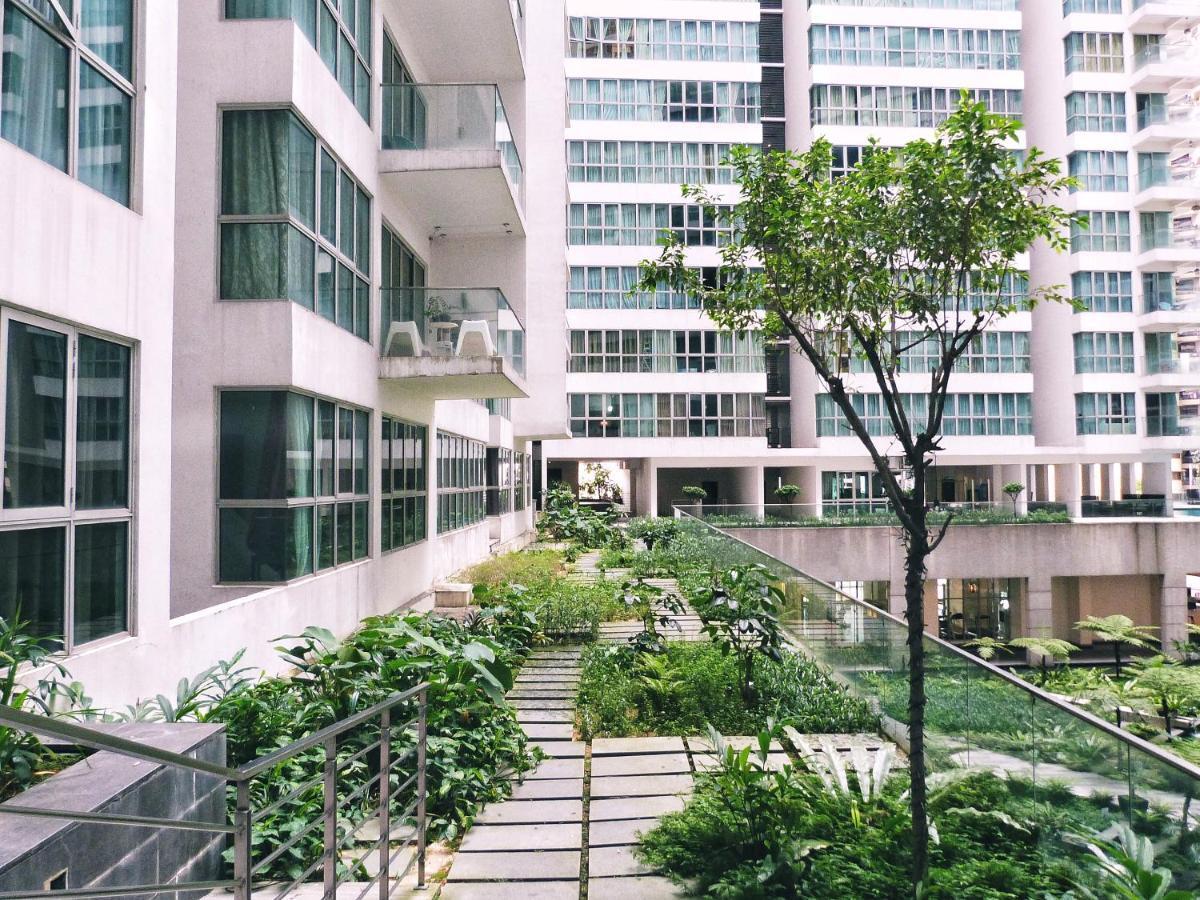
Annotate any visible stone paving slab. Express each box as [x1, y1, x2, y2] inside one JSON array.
[[591, 737, 686, 756], [520, 664, 582, 673], [516, 675, 581, 684], [532, 740, 586, 758], [522, 758, 584, 780], [438, 883, 579, 900], [447, 849, 581, 881], [517, 708, 575, 723], [457, 822, 582, 852], [522, 723, 575, 740], [688, 735, 785, 754], [474, 799, 583, 825], [509, 689, 578, 699], [588, 817, 658, 847], [587, 876, 688, 899], [591, 753, 690, 776], [589, 845, 655, 878], [510, 699, 576, 710], [510, 777, 584, 800], [590, 774, 693, 798], [590, 795, 687, 821]]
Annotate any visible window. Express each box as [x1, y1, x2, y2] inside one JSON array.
[[567, 17, 759, 61], [569, 393, 767, 438], [1073, 332, 1134, 373], [219, 109, 371, 341], [437, 432, 486, 532], [939, 578, 1016, 643], [569, 330, 765, 373], [1146, 392, 1181, 436], [380, 223, 426, 347], [1136, 92, 1167, 130], [1063, 0, 1122, 11], [810, 0, 1017, 7], [808, 25, 1021, 70], [0, 0, 133, 205], [567, 79, 760, 123], [822, 471, 891, 512], [566, 141, 737, 185], [817, 393, 1033, 437], [1071, 211, 1130, 252], [1, 311, 131, 647], [218, 390, 368, 583], [810, 84, 1022, 127], [1075, 392, 1135, 435], [226, 0, 371, 121], [831, 146, 869, 177], [1068, 151, 1128, 192], [1072, 271, 1132, 312], [514, 451, 530, 512], [567, 266, 706, 310], [486, 447, 514, 516], [1065, 92, 1125, 133], [1142, 271, 1177, 313], [567, 203, 734, 247], [1064, 33, 1124, 73], [380, 417, 426, 552], [851, 331, 1030, 374]]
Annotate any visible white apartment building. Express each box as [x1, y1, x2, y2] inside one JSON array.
[[540, 0, 1200, 522], [0, 0, 550, 703]]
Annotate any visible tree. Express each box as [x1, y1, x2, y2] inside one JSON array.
[[1002, 481, 1024, 514], [774, 483, 802, 503], [1075, 614, 1158, 678], [640, 99, 1076, 891]]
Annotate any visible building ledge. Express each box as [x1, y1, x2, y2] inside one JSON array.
[[378, 354, 528, 400]]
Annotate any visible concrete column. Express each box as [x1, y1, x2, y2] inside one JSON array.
[[634, 458, 659, 517], [888, 569, 907, 619], [1143, 460, 1175, 515], [1162, 573, 1189, 656], [736, 464, 766, 518], [1000, 463, 1026, 514], [1022, 575, 1056, 664], [1053, 463, 1082, 517], [797, 465, 821, 517]]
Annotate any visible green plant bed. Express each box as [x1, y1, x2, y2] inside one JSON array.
[[639, 749, 1186, 900], [474, 579, 629, 644], [461, 548, 566, 589], [705, 508, 1072, 529], [575, 642, 877, 739]]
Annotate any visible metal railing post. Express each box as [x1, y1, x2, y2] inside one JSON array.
[[378, 708, 391, 900], [323, 736, 338, 899], [416, 688, 428, 890], [233, 780, 253, 900]]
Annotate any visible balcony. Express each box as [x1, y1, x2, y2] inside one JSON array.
[[1135, 157, 1200, 206], [1129, 0, 1200, 33], [1130, 40, 1200, 91], [379, 288, 528, 400], [1134, 95, 1200, 148], [380, 0, 523, 82], [1145, 413, 1200, 438], [379, 84, 524, 237], [1137, 213, 1200, 266]]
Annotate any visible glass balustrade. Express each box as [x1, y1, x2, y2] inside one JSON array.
[[380, 287, 526, 377]]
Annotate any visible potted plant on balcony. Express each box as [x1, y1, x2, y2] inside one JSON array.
[[1003, 481, 1025, 515]]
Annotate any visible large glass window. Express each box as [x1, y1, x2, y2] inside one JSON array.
[[1073, 332, 1135, 373], [569, 329, 765, 374], [567, 141, 737, 185], [809, 84, 1022, 127], [436, 432, 486, 533], [218, 390, 368, 583], [809, 25, 1020, 70], [817, 393, 1033, 437], [567, 17, 759, 61], [567, 266, 709, 310], [1, 310, 132, 647], [1065, 91, 1125, 133], [381, 416, 426, 552], [1075, 392, 1136, 435], [846, 331, 1031, 374], [219, 108, 371, 341], [938, 578, 1018, 643], [1068, 151, 1128, 192], [568, 393, 767, 438], [567, 79, 759, 123], [1072, 271, 1132, 312], [0, 0, 134, 205], [1070, 211, 1131, 252], [1064, 32, 1124, 73], [567, 203, 735, 247], [226, 0, 371, 121]]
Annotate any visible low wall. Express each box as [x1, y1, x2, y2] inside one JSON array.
[[0, 723, 226, 899]]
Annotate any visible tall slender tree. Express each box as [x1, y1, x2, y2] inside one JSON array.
[[640, 99, 1077, 891]]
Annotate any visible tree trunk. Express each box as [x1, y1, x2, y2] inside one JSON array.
[[903, 502, 932, 893]]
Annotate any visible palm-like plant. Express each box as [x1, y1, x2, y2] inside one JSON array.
[[1075, 615, 1158, 677], [963, 636, 1010, 661]]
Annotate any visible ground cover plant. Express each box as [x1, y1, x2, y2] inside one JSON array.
[[473, 578, 628, 643], [576, 641, 876, 739], [461, 547, 566, 589]]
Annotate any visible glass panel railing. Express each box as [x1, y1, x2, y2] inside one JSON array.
[[1134, 40, 1200, 71], [1136, 99, 1200, 131], [1138, 161, 1200, 191], [678, 501, 1067, 528], [671, 510, 1200, 879], [1146, 414, 1200, 437], [1140, 225, 1200, 252], [1146, 353, 1200, 375], [380, 287, 526, 377], [380, 83, 523, 192]]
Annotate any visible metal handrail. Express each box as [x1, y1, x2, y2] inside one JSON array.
[[674, 507, 1200, 784], [0, 683, 431, 899]]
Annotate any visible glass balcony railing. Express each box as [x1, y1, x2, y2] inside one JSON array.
[[1137, 161, 1200, 191], [380, 83, 523, 192], [1134, 40, 1200, 71], [1146, 414, 1200, 436], [380, 287, 526, 377], [1140, 224, 1200, 253], [1146, 354, 1200, 375], [1137, 101, 1200, 131], [671, 511, 1200, 872]]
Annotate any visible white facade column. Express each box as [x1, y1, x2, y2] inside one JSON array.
[[1023, 575, 1056, 664], [1143, 460, 1175, 515], [736, 464, 766, 519], [637, 458, 659, 518], [1162, 573, 1189, 656], [1053, 463, 1082, 518], [799, 465, 822, 518], [1000, 463, 1026, 514]]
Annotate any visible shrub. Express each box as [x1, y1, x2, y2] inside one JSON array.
[[462, 549, 565, 589], [693, 564, 788, 701], [538, 482, 626, 548], [627, 516, 680, 551]]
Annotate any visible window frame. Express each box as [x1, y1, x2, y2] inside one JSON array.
[[436, 431, 487, 533], [380, 414, 427, 553], [0, 0, 139, 207], [0, 306, 136, 652]]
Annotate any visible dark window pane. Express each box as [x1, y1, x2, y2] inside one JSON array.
[[4, 321, 67, 508], [353, 499, 367, 558], [337, 406, 353, 493], [317, 248, 335, 319], [82, 0, 133, 79], [1, 6, 69, 171], [316, 399, 335, 496], [319, 150, 337, 243], [219, 506, 312, 582], [76, 336, 130, 509], [336, 500, 352, 562], [73, 520, 128, 644], [0, 526, 65, 639], [220, 222, 286, 299], [221, 109, 290, 216], [78, 63, 131, 206], [219, 391, 293, 500], [317, 502, 335, 570], [336, 262, 354, 330], [286, 392, 314, 498], [288, 114, 316, 228], [353, 409, 368, 494]]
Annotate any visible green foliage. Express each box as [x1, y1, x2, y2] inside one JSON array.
[[1075, 616, 1160, 676], [693, 564, 788, 701], [681, 485, 708, 501], [461, 549, 565, 589], [537, 482, 626, 548], [576, 642, 876, 740], [704, 506, 1072, 529], [626, 516, 680, 551], [619, 576, 686, 655], [1065, 824, 1197, 900], [473, 579, 626, 644], [580, 462, 623, 504], [774, 483, 802, 501]]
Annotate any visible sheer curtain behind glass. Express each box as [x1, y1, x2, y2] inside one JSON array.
[[1, 5, 69, 171]]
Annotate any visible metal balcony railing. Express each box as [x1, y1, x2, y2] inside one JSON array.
[[380, 83, 522, 191], [0, 685, 429, 900], [380, 287, 526, 377]]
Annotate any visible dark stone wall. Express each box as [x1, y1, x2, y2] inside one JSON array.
[[0, 722, 226, 899]]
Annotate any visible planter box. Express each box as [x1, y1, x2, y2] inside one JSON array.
[[0, 722, 226, 898]]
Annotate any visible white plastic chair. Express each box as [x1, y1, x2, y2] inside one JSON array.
[[455, 320, 495, 358], [383, 320, 424, 357]]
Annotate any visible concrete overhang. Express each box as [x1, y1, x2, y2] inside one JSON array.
[[378, 354, 528, 400], [1134, 183, 1200, 209], [380, 0, 523, 82], [1130, 61, 1199, 92], [1137, 246, 1200, 268], [1133, 122, 1200, 151], [1128, 2, 1200, 34], [378, 153, 525, 237]]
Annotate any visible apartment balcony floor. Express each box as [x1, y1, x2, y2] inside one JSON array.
[[378, 354, 528, 400]]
